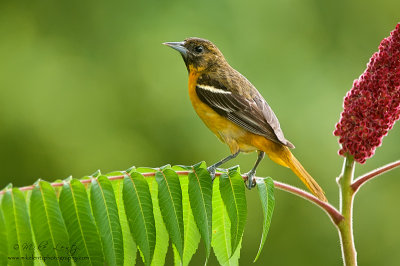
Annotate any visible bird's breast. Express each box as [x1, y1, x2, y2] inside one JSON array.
[[188, 70, 222, 132]]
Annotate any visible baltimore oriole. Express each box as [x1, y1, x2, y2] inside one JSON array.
[[164, 37, 327, 202]]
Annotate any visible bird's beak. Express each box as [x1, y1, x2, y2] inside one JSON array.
[[163, 41, 187, 57]]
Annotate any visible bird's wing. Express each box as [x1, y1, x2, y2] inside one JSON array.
[[195, 73, 294, 148]]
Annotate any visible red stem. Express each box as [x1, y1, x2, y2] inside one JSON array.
[[273, 180, 343, 224], [351, 160, 400, 193]]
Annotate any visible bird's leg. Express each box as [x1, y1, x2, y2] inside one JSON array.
[[246, 151, 265, 189], [207, 151, 240, 180]]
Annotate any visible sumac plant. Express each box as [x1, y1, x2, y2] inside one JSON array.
[[1, 23, 399, 266]]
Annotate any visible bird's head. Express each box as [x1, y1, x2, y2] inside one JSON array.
[[163, 37, 226, 72]]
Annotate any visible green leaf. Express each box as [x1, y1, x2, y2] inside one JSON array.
[[211, 178, 242, 266], [173, 175, 201, 266], [147, 178, 169, 266], [32, 238, 46, 266], [171, 165, 191, 171], [135, 167, 157, 174], [30, 181, 70, 266], [59, 179, 104, 265], [90, 176, 124, 266], [110, 176, 137, 266], [2, 183, 12, 190], [0, 208, 7, 266], [230, 238, 242, 266], [155, 169, 184, 261], [123, 171, 155, 266], [125, 166, 136, 173], [188, 164, 212, 260], [193, 161, 207, 169], [106, 171, 127, 177], [219, 167, 247, 256], [90, 170, 101, 178], [159, 164, 172, 170], [254, 177, 275, 262], [172, 161, 206, 171], [2, 188, 34, 266]]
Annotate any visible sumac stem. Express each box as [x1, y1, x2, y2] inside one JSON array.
[[337, 156, 357, 266]]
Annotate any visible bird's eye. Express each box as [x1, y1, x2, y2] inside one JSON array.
[[194, 45, 204, 53]]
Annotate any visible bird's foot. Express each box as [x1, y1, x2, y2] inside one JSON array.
[[245, 170, 256, 190], [207, 166, 217, 181], [207, 166, 229, 181]]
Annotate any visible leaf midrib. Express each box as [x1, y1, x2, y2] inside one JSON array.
[[227, 174, 240, 250], [39, 184, 62, 266], [160, 171, 183, 246], [10, 190, 26, 266], [128, 173, 152, 263], [69, 182, 94, 266], [191, 168, 211, 243], [95, 179, 117, 264]]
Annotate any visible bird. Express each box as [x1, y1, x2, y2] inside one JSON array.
[[163, 37, 327, 202]]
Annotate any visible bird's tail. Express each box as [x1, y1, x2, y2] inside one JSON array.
[[251, 135, 327, 201], [261, 144, 327, 201], [284, 151, 327, 202]]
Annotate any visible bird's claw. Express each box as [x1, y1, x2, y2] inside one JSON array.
[[207, 166, 216, 180], [246, 170, 256, 190]]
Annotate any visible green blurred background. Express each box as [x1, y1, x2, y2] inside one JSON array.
[[0, 0, 399, 265]]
